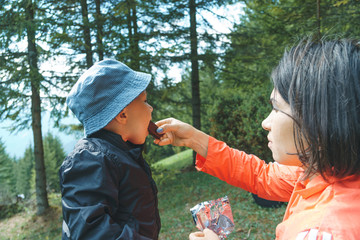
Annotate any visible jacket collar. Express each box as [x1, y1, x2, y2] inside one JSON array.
[[89, 129, 144, 159], [295, 174, 360, 199]]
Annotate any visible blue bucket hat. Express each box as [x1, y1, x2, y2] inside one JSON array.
[[67, 59, 151, 136]]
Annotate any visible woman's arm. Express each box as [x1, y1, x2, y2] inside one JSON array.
[[154, 118, 301, 202]]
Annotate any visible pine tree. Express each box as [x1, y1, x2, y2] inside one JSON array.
[[0, 0, 73, 214], [43, 133, 66, 192], [15, 146, 34, 199], [0, 139, 16, 204]]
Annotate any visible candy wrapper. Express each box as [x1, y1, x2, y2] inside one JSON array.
[[190, 196, 235, 239]]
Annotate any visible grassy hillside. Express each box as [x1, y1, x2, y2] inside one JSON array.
[[0, 151, 285, 240], [0, 194, 62, 240], [157, 170, 285, 239], [153, 149, 193, 170]]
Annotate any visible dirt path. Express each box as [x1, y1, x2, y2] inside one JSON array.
[[0, 213, 28, 239]]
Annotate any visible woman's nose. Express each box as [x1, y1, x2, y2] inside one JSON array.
[[262, 114, 271, 131]]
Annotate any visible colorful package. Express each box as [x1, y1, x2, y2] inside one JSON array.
[[190, 196, 235, 239]]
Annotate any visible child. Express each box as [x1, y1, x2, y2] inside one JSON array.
[[59, 59, 160, 240]]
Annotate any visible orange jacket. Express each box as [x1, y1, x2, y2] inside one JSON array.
[[196, 136, 360, 240]]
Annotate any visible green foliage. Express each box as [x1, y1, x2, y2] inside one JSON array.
[[12, 133, 65, 200], [241, 0, 360, 39], [15, 145, 34, 199], [0, 139, 21, 220], [43, 133, 66, 193], [222, 0, 360, 91], [0, 139, 16, 204], [0, 0, 72, 130], [209, 86, 273, 162], [0, 202, 24, 220]]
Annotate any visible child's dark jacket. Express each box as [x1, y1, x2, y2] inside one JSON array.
[[59, 129, 161, 239]]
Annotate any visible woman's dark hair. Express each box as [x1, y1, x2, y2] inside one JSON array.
[[271, 38, 360, 180]]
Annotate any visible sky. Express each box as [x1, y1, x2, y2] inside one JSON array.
[[0, 3, 244, 159], [0, 113, 80, 158]]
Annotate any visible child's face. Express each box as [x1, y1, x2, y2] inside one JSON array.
[[262, 89, 303, 166], [125, 91, 153, 144]]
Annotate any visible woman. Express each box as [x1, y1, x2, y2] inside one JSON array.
[[154, 39, 360, 239]]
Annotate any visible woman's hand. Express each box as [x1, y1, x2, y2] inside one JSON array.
[[154, 118, 209, 157], [189, 229, 220, 240], [154, 118, 195, 147]]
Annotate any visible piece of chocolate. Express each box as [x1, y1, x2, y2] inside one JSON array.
[[148, 120, 164, 139]]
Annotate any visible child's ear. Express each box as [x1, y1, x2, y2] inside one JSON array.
[[115, 108, 128, 124]]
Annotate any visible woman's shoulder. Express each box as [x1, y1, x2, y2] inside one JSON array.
[[319, 176, 360, 238]]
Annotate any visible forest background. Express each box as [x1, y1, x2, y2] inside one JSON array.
[[0, 0, 359, 237]]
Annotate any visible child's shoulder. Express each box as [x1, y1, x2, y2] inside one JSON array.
[[73, 137, 103, 153], [67, 137, 130, 162]]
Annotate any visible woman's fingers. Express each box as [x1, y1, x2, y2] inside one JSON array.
[[189, 229, 220, 240], [153, 118, 198, 148], [155, 136, 172, 146], [155, 118, 175, 127], [189, 231, 205, 240], [203, 228, 219, 238]]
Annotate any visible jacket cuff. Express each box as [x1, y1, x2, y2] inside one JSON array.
[[195, 136, 215, 170]]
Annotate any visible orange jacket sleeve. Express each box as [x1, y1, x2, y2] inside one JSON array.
[[196, 136, 304, 202]]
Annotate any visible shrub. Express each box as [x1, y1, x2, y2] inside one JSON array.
[[0, 202, 24, 219], [209, 86, 273, 162]]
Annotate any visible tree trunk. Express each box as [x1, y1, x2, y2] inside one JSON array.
[[189, 0, 201, 164], [25, 0, 49, 215], [126, 0, 140, 70], [316, 0, 321, 39], [95, 0, 104, 60], [131, 3, 140, 70], [80, 0, 93, 67], [126, 0, 133, 61]]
